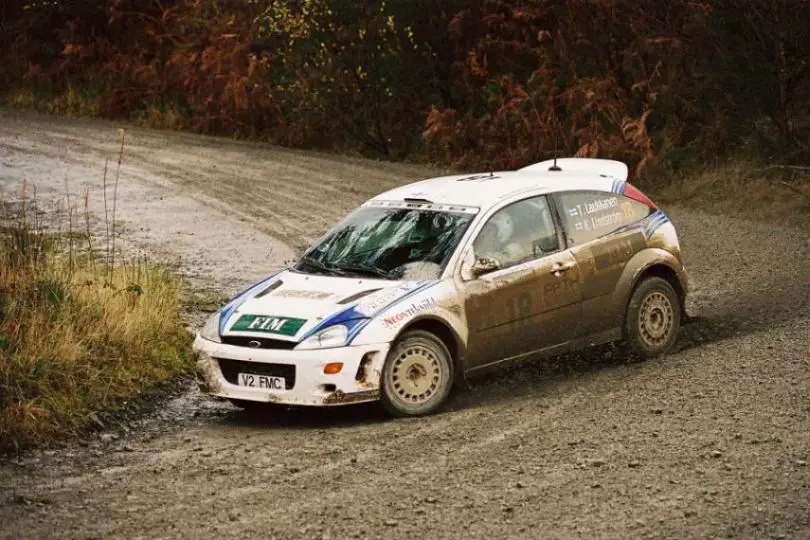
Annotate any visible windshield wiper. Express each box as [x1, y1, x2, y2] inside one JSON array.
[[298, 256, 346, 277], [331, 262, 391, 279]]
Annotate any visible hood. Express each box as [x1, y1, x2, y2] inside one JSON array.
[[219, 269, 431, 341]]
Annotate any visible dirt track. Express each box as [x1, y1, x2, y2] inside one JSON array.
[[1, 109, 809, 540]]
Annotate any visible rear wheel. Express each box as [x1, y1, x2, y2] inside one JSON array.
[[380, 330, 454, 418], [624, 277, 681, 359]]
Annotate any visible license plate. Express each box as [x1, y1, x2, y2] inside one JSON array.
[[238, 373, 285, 390]]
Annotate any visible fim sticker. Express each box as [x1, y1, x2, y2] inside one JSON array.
[[230, 314, 306, 336]]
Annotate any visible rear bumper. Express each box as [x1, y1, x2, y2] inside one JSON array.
[[192, 334, 390, 406]]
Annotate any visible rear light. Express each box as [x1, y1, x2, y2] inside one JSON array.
[[623, 183, 657, 209]]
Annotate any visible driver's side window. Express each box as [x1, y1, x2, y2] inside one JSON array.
[[472, 195, 559, 271]]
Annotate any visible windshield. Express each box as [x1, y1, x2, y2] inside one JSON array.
[[294, 204, 476, 280]]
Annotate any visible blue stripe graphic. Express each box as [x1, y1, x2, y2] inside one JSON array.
[[644, 216, 667, 236], [298, 279, 441, 345], [643, 210, 669, 239], [346, 280, 440, 344], [218, 270, 285, 334]]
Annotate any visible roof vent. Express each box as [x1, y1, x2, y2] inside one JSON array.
[[457, 174, 500, 182], [253, 280, 283, 298], [337, 288, 383, 305]]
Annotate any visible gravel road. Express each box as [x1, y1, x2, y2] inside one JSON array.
[[1, 109, 808, 540]]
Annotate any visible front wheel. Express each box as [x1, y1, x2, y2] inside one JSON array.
[[380, 330, 454, 418], [624, 277, 681, 359]]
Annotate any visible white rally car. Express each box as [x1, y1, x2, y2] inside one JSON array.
[[194, 158, 688, 417]]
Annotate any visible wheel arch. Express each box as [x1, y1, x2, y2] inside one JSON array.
[[395, 316, 466, 380], [634, 264, 686, 317], [613, 248, 688, 326]]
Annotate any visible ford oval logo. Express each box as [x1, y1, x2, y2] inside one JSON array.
[[248, 340, 261, 349]]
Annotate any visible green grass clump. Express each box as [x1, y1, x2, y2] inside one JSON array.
[[0, 201, 194, 452]]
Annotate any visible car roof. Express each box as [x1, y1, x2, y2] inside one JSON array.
[[365, 159, 629, 212]]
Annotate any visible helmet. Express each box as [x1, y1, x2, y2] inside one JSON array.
[[490, 212, 514, 243]]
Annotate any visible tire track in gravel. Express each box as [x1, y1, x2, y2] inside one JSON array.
[[1, 110, 444, 248], [205, 393, 581, 523]]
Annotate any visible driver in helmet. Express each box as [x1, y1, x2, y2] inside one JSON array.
[[475, 211, 523, 266]]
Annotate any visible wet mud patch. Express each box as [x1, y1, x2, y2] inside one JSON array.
[[448, 344, 633, 412], [219, 401, 392, 430]]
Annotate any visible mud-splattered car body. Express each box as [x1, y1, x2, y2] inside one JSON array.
[[193, 158, 688, 413]]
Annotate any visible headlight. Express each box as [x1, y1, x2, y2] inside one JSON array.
[[199, 311, 222, 343], [296, 325, 349, 350]]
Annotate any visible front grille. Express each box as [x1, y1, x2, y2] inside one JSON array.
[[217, 359, 296, 389], [221, 336, 297, 350]]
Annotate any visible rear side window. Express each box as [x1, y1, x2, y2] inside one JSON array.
[[556, 191, 652, 245]]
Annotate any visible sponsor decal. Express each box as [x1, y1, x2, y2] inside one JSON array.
[[366, 200, 479, 215], [230, 314, 306, 336], [589, 211, 623, 229], [583, 196, 619, 215], [299, 280, 440, 345], [567, 196, 625, 234], [621, 200, 636, 219], [357, 283, 422, 315], [273, 289, 334, 300], [382, 297, 437, 328], [591, 233, 645, 270], [572, 212, 624, 233]]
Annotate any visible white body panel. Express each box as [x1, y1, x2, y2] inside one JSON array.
[[195, 277, 464, 406], [518, 158, 629, 181], [195, 335, 390, 406], [192, 156, 682, 407]]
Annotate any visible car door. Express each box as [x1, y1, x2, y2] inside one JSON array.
[[553, 190, 653, 336], [459, 194, 584, 370]]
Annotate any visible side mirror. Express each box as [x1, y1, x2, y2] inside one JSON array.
[[470, 256, 501, 277]]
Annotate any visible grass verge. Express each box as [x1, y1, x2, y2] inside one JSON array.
[[0, 193, 194, 453], [650, 159, 810, 230]]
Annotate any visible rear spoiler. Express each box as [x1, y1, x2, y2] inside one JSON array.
[[518, 158, 629, 182]]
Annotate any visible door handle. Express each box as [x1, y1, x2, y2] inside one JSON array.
[[550, 261, 574, 275]]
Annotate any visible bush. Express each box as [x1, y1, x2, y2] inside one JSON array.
[[2, 1, 809, 175], [0, 192, 194, 452]]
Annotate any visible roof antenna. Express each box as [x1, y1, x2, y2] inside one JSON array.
[[549, 123, 562, 171]]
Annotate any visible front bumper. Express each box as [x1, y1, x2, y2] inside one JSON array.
[[192, 334, 389, 406]]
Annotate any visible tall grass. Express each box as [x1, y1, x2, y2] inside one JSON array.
[[652, 159, 810, 230], [0, 165, 193, 453]]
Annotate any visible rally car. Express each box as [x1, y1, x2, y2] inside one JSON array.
[[193, 157, 688, 417]]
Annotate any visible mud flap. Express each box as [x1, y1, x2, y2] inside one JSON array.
[[683, 313, 703, 326], [453, 356, 474, 392]]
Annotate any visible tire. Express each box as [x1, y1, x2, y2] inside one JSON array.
[[624, 276, 682, 359], [380, 330, 454, 418]]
